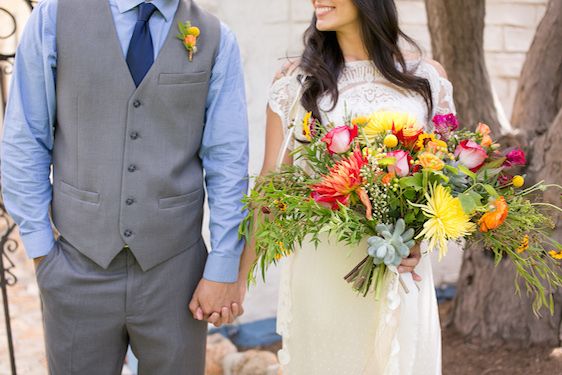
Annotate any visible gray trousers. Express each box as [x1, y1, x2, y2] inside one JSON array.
[[35, 237, 208, 374]]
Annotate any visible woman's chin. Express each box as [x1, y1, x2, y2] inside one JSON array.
[[315, 21, 336, 32]]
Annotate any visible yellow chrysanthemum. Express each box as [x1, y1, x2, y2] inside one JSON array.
[[415, 184, 476, 259], [363, 111, 418, 139], [351, 116, 370, 127]]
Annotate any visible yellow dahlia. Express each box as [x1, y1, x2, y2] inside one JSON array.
[[415, 184, 476, 259]]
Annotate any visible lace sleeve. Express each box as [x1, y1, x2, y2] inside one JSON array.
[[434, 76, 456, 116], [415, 60, 457, 118], [267, 74, 301, 132]]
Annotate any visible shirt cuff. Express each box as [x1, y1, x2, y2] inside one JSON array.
[[203, 253, 241, 283], [20, 229, 56, 259]]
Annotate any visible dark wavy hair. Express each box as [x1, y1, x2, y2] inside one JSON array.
[[299, 0, 433, 119]]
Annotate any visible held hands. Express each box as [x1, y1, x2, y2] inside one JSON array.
[[398, 242, 422, 282], [188, 278, 247, 328]]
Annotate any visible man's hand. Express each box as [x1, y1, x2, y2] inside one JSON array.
[[188, 278, 246, 328], [398, 242, 422, 282], [33, 256, 46, 269]]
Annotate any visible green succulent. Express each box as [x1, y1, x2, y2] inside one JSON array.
[[367, 219, 415, 267]]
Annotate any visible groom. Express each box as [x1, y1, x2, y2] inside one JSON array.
[[1, 0, 248, 373]]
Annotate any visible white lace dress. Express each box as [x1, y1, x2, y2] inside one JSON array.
[[267, 60, 456, 375]]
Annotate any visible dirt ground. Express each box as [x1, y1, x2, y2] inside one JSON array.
[[439, 301, 562, 375]]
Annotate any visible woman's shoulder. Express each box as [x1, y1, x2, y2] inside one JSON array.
[[272, 59, 302, 82], [420, 58, 448, 79], [269, 59, 303, 100]]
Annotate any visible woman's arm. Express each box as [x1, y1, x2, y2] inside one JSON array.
[[237, 105, 292, 285]]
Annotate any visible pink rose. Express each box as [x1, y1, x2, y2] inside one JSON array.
[[322, 125, 358, 155], [387, 150, 412, 177], [454, 140, 488, 172], [504, 148, 526, 167], [311, 191, 349, 210]]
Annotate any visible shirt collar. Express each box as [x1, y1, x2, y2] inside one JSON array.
[[116, 0, 179, 22]]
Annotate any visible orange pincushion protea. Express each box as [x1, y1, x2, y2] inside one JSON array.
[[311, 148, 370, 216], [478, 196, 509, 232]]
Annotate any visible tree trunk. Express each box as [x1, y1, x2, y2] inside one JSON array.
[[426, 0, 562, 346], [424, 0, 500, 133], [452, 109, 562, 347], [511, 0, 562, 183]]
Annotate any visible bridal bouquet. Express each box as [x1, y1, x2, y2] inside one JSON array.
[[240, 111, 562, 312]]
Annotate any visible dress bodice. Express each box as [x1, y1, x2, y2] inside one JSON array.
[[268, 60, 456, 148]]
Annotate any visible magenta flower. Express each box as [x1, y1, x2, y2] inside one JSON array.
[[504, 148, 527, 167], [433, 113, 459, 140]]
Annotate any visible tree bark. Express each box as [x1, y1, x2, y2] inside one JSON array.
[[426, 0, 562, 346], [452, 246, 562, 347], [511, 0, 562, 138], [511, 0, 562, 183], [424, 0, 500, 133]]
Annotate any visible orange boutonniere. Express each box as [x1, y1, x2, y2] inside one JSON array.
[[177, 21, 200, 61]]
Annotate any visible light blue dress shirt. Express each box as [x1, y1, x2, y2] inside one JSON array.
[[1, 0, 249, 283]]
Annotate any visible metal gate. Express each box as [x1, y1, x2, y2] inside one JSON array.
[[1, 1, 36, 374]]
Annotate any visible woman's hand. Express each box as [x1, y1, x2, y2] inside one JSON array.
[[398, 242, 422, 282]]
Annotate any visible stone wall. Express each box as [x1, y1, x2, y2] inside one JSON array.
[[198, 0, 547, 175]]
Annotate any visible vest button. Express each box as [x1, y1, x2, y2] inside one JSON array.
[[126, 198, 135, 206], [130, 131, 139, 140], [133, 100, 141, 108], [128, 164, 137, 172], [123, 229, 133, 238]]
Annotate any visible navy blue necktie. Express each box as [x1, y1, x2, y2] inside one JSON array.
[[126, 2, 157, 87]]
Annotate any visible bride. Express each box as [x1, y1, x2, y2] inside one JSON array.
[[242, 0, 455, 374]]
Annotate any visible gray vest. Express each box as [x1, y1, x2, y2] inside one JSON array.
[[52, 0, 220, 270]]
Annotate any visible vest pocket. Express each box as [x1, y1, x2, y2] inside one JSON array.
[[159, 188, 203, 209], [158, 72, 208, 85], [59, 181, 100, 205]]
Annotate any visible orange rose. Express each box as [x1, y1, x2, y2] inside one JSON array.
[[418, 152, 445, 171], [184, 35, 197, 47], [478, 196, 509, 232], [381, 172, 395, 185], [476, 123, 493, 147]]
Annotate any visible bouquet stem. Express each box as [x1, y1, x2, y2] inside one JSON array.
[[345, 255, 388, 298]]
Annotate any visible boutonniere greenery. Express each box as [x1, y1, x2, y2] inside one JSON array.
[[177, 21, 200, 62]]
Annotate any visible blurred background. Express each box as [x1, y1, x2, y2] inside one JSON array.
[[1, 0, 560, 374]]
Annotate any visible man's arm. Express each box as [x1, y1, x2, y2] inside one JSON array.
[[1, 0, 58, 261], [189, 23, 249, 326], [199, 23, 249, 283]]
